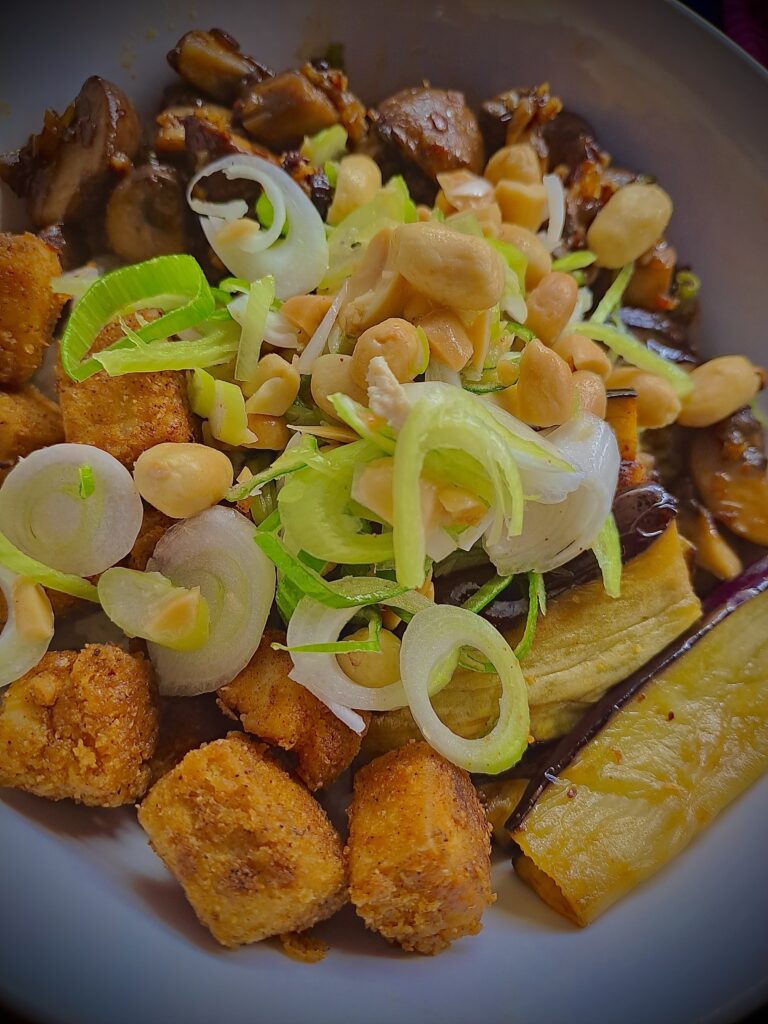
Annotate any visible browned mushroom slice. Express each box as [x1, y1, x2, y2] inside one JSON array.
[[690, 407, 768, 547], [374, 87, 485, 185], [37, 223, 89, 271], [1, 77, 140, 229], [155, 102, 235, 157], [478, 83, 562, 155], [167, 29, 270, 104], [236, 71, 339, 150], [105, 164, 190, 264], [300, 61, 368, 145]]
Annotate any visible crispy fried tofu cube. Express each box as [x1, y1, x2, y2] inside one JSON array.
[[57, 312, 196, 467], [0, 644, 159, 805], [0, 385, 63, 461], [127, 504, 173, 572], [217, 631, 369, 790], [138, 733, 348, 947], [0, 232, 66, 387], [147, 694, 230, 786], [347, 742, 494, 954]]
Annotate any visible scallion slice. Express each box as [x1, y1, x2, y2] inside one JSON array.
[[572, 321, 694, 396]]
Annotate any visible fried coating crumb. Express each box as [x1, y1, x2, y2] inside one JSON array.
[[138, 733, 348, 947], [57, 311, 196, 468], [347, 741, 494, 954], [279, 930, 328, 963], [0, 644, 159, 806], [0, 385, 63, 461], [0, 232, 66, 387], [127, 504, 174, 571], [217, 631, 369, 791], [147, 693, 231, 786]]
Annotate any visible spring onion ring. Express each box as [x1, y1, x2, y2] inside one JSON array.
[[97, 567, 210, 651]]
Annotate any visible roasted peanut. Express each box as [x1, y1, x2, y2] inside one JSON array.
[[134, 442, 234, 518], [242, 354, 300, 416], [243, 414, 290, 450], [281, 294, 334, 337], [350, 318, 424, 388], [310, 353, 368, 419], [392, 222, 505, 311], [572, 369, 607, 418], [436, 170, 495, 211], [484, 144, 542, 186], [418, 309, 474, 371], [678, 356, 763, 428], [498, 223, 552, 288], [607, 367, 682, 429], [524, 272, 578, 346], [437, 485, 487, 526], [552, 333, 612, 378], [587, 183, 673, 269], [340, 227, 409, 336], [337, 628, 402, 689], [327, 155, 382, 226], [499, 339, 575, 427], [495, 180, 548, 231], [12, 577, 54, 643]]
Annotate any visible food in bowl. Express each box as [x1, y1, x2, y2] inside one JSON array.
[[1, 27, 767, 956]]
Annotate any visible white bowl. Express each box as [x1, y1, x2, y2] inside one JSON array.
[[1, 3, 768, 1023]]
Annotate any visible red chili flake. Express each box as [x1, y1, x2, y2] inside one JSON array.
[[566, 785, 577, 799], [667, 711, 675, 721]]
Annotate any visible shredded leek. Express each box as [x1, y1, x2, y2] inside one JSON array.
[[227, 435, 323, 501], [329, 394, 397, 453], [489, 239, 527, 293], [60, 255, 216, 381], [514, 572, 543, 660], [506, 320, 536, 343], [234, 275, 275, 382], [573, 321, 694, 397], [590, 261, 634, 324], [552, 250, 597, 273], [272, 608, 381, 654], [93, 321, 240, 376], [301, 124, 348, 166], [592, 512, 622, 598], [78, 465, 95, 500], [0, 531, 99, 602], [208, 379, 252, 446], [188, 367, 217, 417], [461, 573, 513, 614], [675, 269, 701, 302]]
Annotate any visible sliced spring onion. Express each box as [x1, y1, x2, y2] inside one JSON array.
[[218, 276, 251, 295], [573, 321, 694, 397], [274, 608, 381, 654], [675, 269, 701, 302], [78, 465, 95, 500], [592, 512, 622, 598], [505, 320, 536, 343], [0, 531, 99, 601], [514, 572, 543, 660], [489, 239, 527, 293], [98, 567, 210, 651], [208, 379, 254, 446], [0, 568, 55, 688], [0, 444, 143, 578], [278, 440, 395, 565], [188, 367, 217, 417], [233, 275, 275, 381], [93, 320, 241, 376], [60, 255, 216, 382], [400, 604, 530, 773], [300, 124, 348, 166], [147, 507, 274, 694], [590, 261, 634, 324], [296, 283, 347, 373], [227, 435, 322, 501], [535, 572, 547, 615], [541, 173, 566, 252], [551, 251, 597, 273], [188, 155, 329, 298], [328, 393, 396, 453], [461, 573, 513, 614]]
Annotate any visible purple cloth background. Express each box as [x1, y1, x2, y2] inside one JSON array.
[[724, 0, 768, 65]]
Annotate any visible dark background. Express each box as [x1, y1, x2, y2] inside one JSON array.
[[1, 2, 766, 1023]]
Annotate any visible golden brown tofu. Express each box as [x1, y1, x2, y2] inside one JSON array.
[[0, 645, 159, 806], [57, 312, 196, 468], [347, 742, 494, 954], [147, 694, 231, 786], [127, 504, 174, 572], [138, 733, 348, 947], [0, 232, 66, 387], [0, 385, 63, 461], [217, 631, 368, 791]]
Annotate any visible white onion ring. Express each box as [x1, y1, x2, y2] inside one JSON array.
[[0, 444, 143, 577], [147, 507, 274, 695], [187, 155, 329, 298], [0, 568, 54, 687], [541, 173, 566, 253], [296, 283, 347, 372]]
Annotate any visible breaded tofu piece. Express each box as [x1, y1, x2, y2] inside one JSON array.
[[0, 645, 158, 806], [217, 631, 369, 791], [347, 742, 494, 954], [0, 385, 63, 461], [138, 733, 348, 947], [0, 232, 66, 387], [127, 504, 174, 572], [57, 311, 196, 468], [147, 694, 231, 786]]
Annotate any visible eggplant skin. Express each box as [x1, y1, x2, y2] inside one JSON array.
[[513, 585, 768, 926]]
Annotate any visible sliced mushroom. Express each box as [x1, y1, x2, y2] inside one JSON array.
[[167, 29, 270, 104], [155, 103, 235, 158], [478, 83, 562, 156], [690, 407, 768, 547], [300, 61, 368, 146], [37, 223, 89, 271], [105, 164, 190, 264], [236, 71, 339, 150], [1, 77, 140, 229], [541, 109, 602, 179]]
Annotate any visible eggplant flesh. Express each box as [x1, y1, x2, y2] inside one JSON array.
[[511, 558, 768, 926]]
